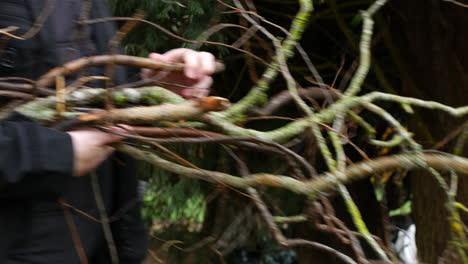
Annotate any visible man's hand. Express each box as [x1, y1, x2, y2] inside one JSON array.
[[141, 48, 216, 98], [67, 128, 126, 177]]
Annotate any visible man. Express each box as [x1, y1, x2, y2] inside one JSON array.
[[0, 0, 216, 263]]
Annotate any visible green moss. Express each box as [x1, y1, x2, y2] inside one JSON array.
[[114, 95, 128, 105]]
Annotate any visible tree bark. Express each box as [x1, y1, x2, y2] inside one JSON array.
[[388, 1, 468, 262]]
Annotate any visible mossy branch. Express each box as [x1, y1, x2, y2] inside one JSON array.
[[118, 143, 468, 197], [14, 86, 185, 122], [345, 0, 388, 96], [222, 0, 314, 119]]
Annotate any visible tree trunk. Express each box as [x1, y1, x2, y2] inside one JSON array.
[[388, 1, 468, 262]]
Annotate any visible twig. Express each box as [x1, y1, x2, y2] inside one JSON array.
[[104, 11, 146, 109], [78, 17, 268, 66], [344, 0, 389, 96], [454, 122, 468, 155], [22, 0, 56, 40], [91, 171, 119, 264], [129, 126, 222, 138], [443, 0, 468, 8], [226, 0, 329, 98], [59, 199, 89, 264], [0, 90, 33, 100], [223, 0, 314, 119], [103, 129, 317, 178], [247, 188, 357, 264], [318, 198, 370, 263], [273, 215, 307, 223], [0, 81, 53, 95], [0, 26, 20, 39], [363, 92, 468, 117]]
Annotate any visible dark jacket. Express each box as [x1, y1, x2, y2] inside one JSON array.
[[0, 0, 147, 263]]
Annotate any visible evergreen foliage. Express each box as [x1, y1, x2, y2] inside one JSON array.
[[137, 142, 222, 229], [138, 146, 206, 228], [107, 0, 227, 56], [141, 167, 206, 226]]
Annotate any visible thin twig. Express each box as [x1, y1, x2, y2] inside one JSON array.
[[91, 171, 119, 264], [78, 17, 268, 66], [247, 188, 357, 264]]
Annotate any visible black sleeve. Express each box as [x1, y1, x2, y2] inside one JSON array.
[[0, 114, 74, 198]]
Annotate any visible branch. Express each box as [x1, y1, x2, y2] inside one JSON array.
[[252, 87, 340, 116], [344, 0, 389, 96], [364, 92, 468, 117], [223, 0, 314, 119], [78, 97, 230, 124], [247, 188, 357, 264], [104, 129, 317, 178], [129, 126, 222, 138], [79, 16, 269, 67], [308, 153, 468, 195], [443, 0, 468, 8], [0, 81, 54, 96], [117, 143, 468, 197], [36, 55, 225, 88], [14, 86, 184, 122]]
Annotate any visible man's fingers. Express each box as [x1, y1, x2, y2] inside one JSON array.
[[69, 128, 125, 145], [68, 130, 119, 176], [103, 146, 116, 155], [198, 52, 216, 76], [159, 49, 215, 79], [149, 52, 170, 62], [191, 88, 210, 98], [188, 76, 212, 98], [183, 51, 201, 79], [142, 49, 216, 97], [140, 68, 151, 79], [99, 126, 133, 144], [160, 48, 190, 61], [142, 53, 170, 79], [186, 51, 216, 79], [180, 89, 193, 98], [193, 76, 213, 90]]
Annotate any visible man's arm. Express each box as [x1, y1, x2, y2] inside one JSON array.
[[0, 48, 216, 196], [0, 116, 124, 196], [0, 117, 74, 194]]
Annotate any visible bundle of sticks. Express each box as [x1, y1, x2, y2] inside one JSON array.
[[0, 54, 229, 138]]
